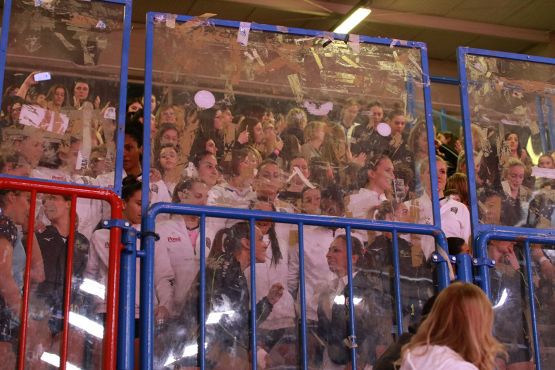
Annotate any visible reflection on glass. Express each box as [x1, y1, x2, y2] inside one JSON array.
[[534, 245, 555, 368], [147, 18, 434, 225], [1, 0, 126, 188], [465, 55, 555, 230], [0, 190, 34, 369], [488, 240, 534, 369], [146, 18, 445, 369], [157, 222, 271, 368], [32, 194, 91, 369]]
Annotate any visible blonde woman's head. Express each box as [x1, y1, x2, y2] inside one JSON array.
[[401, 282, 504, 370]]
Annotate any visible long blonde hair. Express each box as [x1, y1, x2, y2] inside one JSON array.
[[400, 282, 505, 370]]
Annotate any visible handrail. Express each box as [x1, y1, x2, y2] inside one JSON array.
[[0, 177, 124, 370], [138, 202, 451, 370], [475, 229, 555, 370]]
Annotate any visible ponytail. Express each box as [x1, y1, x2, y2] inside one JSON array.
[[209, 222, 251, 261]]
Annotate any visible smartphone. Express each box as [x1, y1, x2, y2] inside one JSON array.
[[34, 72, 51, 82]]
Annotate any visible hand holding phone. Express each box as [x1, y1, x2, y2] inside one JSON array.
[[33, 72, 51, 82]]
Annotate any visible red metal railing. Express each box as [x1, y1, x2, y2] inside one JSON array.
[[0, 177, 124, 370]]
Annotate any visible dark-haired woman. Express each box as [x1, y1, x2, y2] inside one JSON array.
[[233, 116, 265, 157], [387, 109, 412, 167], [347, 154, 394, 219], [156, 178, 210, 315], [246, 200, 296, 364], [165, 222, 283, 369], [191, 108, 226, 162], [207, 147, 259, 209]]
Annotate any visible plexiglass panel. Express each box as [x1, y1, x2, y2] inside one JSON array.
[[0, 189, 113, 369], [487, 240, 555, 370], [150, 210, 442, 369], [0, 0, 127, 187], [147, 16, 435, 226], [535, 244, 555, 368], [464, 54, 555, 230]]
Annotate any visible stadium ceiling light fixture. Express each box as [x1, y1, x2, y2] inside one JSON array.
[[333, 0, 372, 34]]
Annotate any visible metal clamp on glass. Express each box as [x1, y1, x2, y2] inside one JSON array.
[[137, 231, 160, 258], [139, 230, 160, 241], [431, 251, 447, 264], [472, 257, 496, 268], [450, 253, 473, 283], [102, 219, 137, 252]]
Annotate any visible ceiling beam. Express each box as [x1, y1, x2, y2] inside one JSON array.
[[218, 0, 550, 43]]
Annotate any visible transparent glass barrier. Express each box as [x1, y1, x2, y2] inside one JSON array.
[[149, 208, 439, 369], [0, 189, 30, 369], [464, 54, 555, 230], [153, 212, 205, 369], [487, 240, 554, 369], [0, 190, 110, 369], [0, 0, 126, 187], [148, 17, 435, 225], [535, 244, 555, 369]]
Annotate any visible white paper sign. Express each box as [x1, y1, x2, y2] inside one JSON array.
[[19, 104, 69, 134], [237, 22, 251, 46]]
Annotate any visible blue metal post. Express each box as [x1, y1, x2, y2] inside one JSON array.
[[117, 224, 137, 370], [523, 241, 542, 370], [535, 96, 547, 154], [297, 223, 308, 370], [406, 73, 415, 120], [199, 215, 207, 369], [421, 46, 451, 291], [454, 253, 473, 283], [139, 223, 156, 370], [546, 97, 555, 151], [141, 13, 155, 216], [113, 0, 133, 196], [138, 14, 157, 370], [435, 233, 452, 291], [421, 49, 443, 237], [0, 0, 13, 111], [391, 230, 404, 336], [474, 234, 493, 297], [344, 226, 357, 369], [249, 218, 258, 370], [457, 47, 481, 245]]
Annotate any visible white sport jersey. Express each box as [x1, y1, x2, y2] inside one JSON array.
[[85, 225, 174, 316], [156, 217, 209, 315]]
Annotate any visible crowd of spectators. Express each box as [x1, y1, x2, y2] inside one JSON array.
[[0, 70, 553, 369]]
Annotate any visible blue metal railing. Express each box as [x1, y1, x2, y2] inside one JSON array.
[[457, 47, 555, 370], [474, 230, 555, 370], [457, 46, 555, 252], [133, 13, 462, 370], [131, 203, 452, 370], [141, 11, 446, 240]]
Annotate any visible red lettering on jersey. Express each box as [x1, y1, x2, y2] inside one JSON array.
[[168, 236, 181, 242]]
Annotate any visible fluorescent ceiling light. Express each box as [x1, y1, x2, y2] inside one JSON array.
[[333, 7, 372, 34]]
